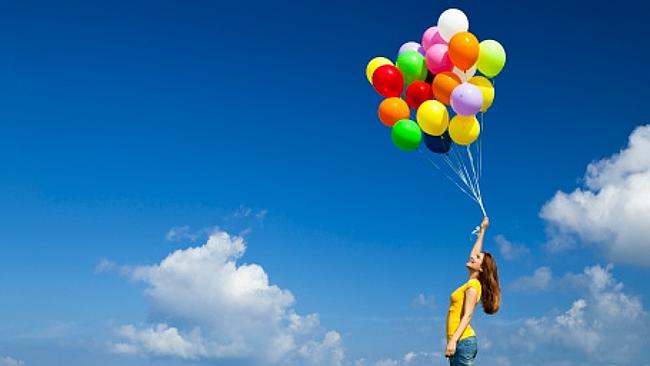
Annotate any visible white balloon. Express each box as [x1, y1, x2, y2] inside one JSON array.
[[452, 65, 477, 83], [437, 8, 469, 42]]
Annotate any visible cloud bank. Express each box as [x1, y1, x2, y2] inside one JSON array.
[[0, 357, 24, 366], [510, 267, 552, 291], [111, 230, 343, 365], [540, 124, 650, 266], [494, 235, 530, 261], [510, 264, 649, 364]]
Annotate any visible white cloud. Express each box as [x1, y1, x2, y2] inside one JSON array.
[[256, 209, 269, 220], [164, 225, 195, 242], [164, 225, 220, 242], [229, 205, 268, 222], [510, 267, 552, 292], [110, 230, 343, 365], [512, 264, 649, 363], [374, 360, 399, 366], [411, 294, 436, 309], [361, 351, 444, 366], [494, 235, 530, 261], [0, 357, 24, 366], [298, 331, 344, 366], [95, 258, 117, 273], [540, 124, 650, 266]]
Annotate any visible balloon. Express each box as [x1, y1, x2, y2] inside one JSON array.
[[451, 83, 484, 116], [378, 97, 410, 127], [452, 65, 476, 83], [431, 72, 461, 105], [425, 44, 453, 74], [449, 114, 480, 145], [391, 119, 422, 151], [422, 26, 446, 51], [437, 8, 469, 42], [372, 65, 404, 97], [477, 40, 506, 78], [448, 32, 479, 71], [416, 100, 449, 136], [366, 57, 393, 84], [405, 81, 433, 109], [423, 131, 452, 154], [469, 76, 495, 112], [399, 41, 425, 56], [396, 50, 427, 85]]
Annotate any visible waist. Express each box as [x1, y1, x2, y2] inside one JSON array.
[[446, 319, 476, 341]]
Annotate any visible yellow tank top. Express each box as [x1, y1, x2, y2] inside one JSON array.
[[447, 278, 482, 341]]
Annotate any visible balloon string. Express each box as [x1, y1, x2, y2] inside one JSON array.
[[443, 151, 471, 190], [418, 145, 486, 216], [466, 146, 480, 201], [467, 146, 487, 216], [441, 153, 481, 204], [417, 149, 479, 204], [450, 144, 485, 216], [442, 153, 470, 188], [451, 144, 485, 216], [452, 145, 478, 199]]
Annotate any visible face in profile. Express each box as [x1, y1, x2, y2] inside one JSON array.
[[466, 252, 484, 271]]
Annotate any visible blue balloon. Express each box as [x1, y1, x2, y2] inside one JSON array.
[[423, 131, 452, 154]]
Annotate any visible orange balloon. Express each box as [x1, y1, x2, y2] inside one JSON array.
[[431, 72, 461, 106], [448, 32, 479, 71], [378, 97, 410, 127]]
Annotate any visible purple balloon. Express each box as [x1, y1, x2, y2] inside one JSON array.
[[422, 26, 446, 51], [451, 83, 484, 116], [399, 41, 425, 56]]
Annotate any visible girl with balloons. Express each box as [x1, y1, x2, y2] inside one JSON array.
[[366, 8, 506, 365]]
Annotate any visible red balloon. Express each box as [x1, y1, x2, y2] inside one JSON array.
[[372, 65, 404, 97], [405, 81, 433, 109]]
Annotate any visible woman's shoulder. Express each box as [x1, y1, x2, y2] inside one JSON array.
[[466, 278, 481, 289]]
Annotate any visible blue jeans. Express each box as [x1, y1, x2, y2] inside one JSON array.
[[449, 336, 477, 366]]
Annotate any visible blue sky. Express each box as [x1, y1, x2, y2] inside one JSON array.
[[1, 1, 649, 365]]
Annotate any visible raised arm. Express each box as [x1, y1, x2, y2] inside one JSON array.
[[470, 216, 489, 258]]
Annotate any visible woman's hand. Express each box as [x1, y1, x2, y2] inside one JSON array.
[[480, 216, 489, 231], [445, 340, 457, 358]]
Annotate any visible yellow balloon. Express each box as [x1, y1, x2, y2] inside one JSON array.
[[468, 76, 495, 112], [366, 57, 393, 84], [449, 115, 480, 145], [416, 100, 449, 136]]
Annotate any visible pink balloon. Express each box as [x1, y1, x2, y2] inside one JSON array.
[[426, 44, 453, 74], [421, 26, 447, 51]]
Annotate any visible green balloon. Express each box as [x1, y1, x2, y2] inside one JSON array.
[[477, 40, 506, 78], [396, 51, 427, 85], [391, 119, 422, 151]]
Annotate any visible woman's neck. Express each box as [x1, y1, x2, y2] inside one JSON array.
[[468, 270, 480, 280]]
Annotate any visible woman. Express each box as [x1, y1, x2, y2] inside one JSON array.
[[445, 216, 501, 366]]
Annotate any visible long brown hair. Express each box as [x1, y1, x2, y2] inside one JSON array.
[[478, 252, 501, 314]]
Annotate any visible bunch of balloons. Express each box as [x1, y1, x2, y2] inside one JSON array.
[[366, 8, 505, 152]]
